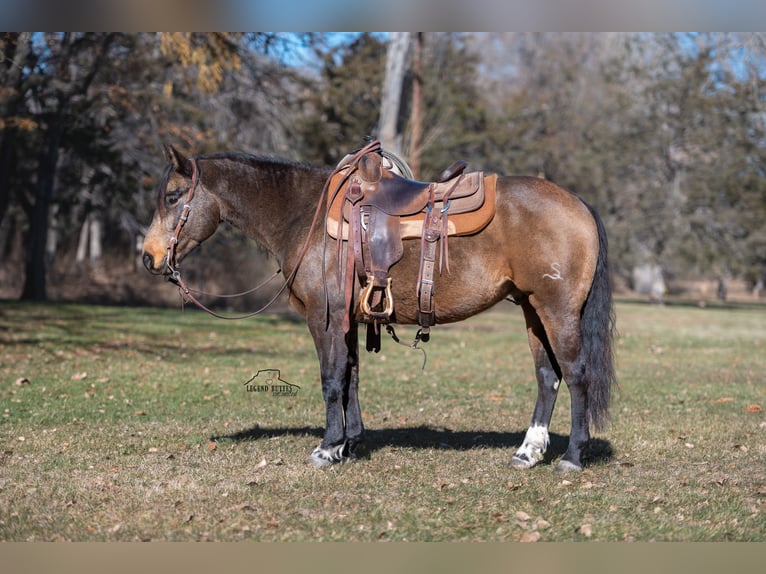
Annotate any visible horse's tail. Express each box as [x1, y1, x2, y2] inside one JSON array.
[[581, 203, 617, 431]]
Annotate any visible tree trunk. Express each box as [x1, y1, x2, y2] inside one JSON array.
[[89, 211, 103, 263], [21, 115, 64, 301], [377, 32, 410, 154], [409, 33, 424, 179], [76, 212, 91, 268], [0, 33, 32, 226]]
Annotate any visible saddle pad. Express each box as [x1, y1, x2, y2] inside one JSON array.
[[326, 171, 497, 241]]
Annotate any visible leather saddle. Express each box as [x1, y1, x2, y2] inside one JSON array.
[[324, 144, 497, 349], [327, 155, 496, 240]]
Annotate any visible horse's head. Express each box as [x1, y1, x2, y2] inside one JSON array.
[[142, 145, 221, 275]]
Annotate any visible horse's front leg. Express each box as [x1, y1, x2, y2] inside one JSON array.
[[306, 321, 363, 467]]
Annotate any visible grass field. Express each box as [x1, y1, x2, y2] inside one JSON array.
[[0, 298, 764, 541]]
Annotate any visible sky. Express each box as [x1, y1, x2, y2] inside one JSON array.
[[3, 0, 766, 32]]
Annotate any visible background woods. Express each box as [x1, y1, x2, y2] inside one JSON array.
[[1, 32, 764, 305]]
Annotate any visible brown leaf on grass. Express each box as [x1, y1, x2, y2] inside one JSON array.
[[71, 372, 88, 381], [207, 441, 217, 452], [743, 404, 762, 413], [520, 531, 541, 542], [714, 397, 734, 403], [15, 377, 31, 386], [577, 523, 593, 538]]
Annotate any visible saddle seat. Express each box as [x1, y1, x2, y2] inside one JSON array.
[[324, 145, 498, 350]]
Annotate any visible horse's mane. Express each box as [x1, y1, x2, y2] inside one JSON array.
[[196, 151, 329, 175]]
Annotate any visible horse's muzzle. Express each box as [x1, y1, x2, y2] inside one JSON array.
[[142, 252, 167, 275]]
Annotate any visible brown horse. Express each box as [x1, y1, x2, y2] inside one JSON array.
[[142, 144, 616, 472]]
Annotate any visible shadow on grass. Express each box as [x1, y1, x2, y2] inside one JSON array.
[[213, 424, 614, 466]]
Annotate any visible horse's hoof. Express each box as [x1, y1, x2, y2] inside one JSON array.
[[305, 443, 352, 468], [554, 459, 583, 473], [510, 453, 537, 469]]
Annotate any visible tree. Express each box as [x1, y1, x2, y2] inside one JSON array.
[[377, 32, 411, 155], [297, 33, 387, 165], [2, 32, 314, 302], [19, 33, 115, 300]]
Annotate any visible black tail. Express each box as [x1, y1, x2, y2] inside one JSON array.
[[580, 203, 617, 431]]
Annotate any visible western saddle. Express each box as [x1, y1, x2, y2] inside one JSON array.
[[325, 140, 497, 351]]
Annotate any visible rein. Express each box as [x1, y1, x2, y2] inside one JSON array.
[[163, 156, 325, 320]]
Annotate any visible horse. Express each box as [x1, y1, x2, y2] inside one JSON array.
[[142, 144, 616, 472]]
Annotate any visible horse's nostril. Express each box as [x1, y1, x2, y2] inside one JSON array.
[[142, 252, 154, 270]]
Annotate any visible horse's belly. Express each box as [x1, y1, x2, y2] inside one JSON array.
[[383, 237, 512, 325]]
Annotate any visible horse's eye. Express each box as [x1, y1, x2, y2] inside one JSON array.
[[166, 190, 184, 206]]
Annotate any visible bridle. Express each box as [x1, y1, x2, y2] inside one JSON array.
[[161, 158, 284, 319], [161, 156, 324, 320], [164, 158, 200, 283]]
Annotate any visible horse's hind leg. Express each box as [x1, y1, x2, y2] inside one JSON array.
[[511, 302, 561, 469], [514, 299, 592, 472]]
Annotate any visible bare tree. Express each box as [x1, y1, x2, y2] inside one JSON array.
[[377, 32, 410, 154]]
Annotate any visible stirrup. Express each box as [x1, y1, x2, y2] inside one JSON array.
[[360, 275, 394, 320]]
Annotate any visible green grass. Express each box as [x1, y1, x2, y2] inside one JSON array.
[[1, 299, 764, 541]]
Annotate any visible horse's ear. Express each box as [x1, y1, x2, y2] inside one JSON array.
[[163, 144, 193, 177]]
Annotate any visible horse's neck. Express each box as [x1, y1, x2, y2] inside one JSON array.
[[205, 156, 328, 258]]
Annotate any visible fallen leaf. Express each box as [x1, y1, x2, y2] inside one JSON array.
[[520, 531, 541, 542], [577, 523, 593, 538], [744, 404, 762, 413], [515, 511, 531, 522], [255, 457, 267, 470], [15, 377, 31, 386], [207, 441, 217, 452], [714, 397, 734, 403], [71, 372, 88, 381]]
